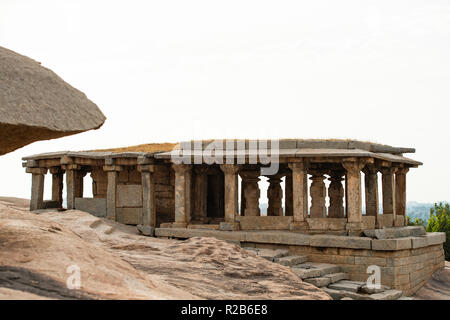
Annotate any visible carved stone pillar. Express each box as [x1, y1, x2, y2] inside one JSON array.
[[220, 164, 241, 224], [193, 166, 208, 223], [342, 160, 365, 231], [103, 165, 122, 220], [364, 165, 379, 217], [172, 164, 192, 228], [239, 170, 260, 216], [328, 172, 345, 218], [381, 167, 397, 217], [266, 175, 283, 216], [395, 167, 409, 226], [64, 164, 82, 210], [27, 167, 47, 211], [309, 172, 326, 218], [137, 164, 156, 236], [288, 162, 308, 230], [284, 172, 293, 216], [50, 167, 64, 208]]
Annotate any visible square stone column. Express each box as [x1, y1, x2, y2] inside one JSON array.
[[284, 172, 293, 216], [137, 164, 156, 236], [266, 174, 283, 216], [50, 167, 64, 208], [27, 167, 47, 211], [220, 164, 241, 230], [342, 160, 365, 231], [395, 167, 409, 226], [288, 162, 308, 230], [63, 164, 82, 210], [172, 164, 192, 228], [381, 167, 397, 217], [193, 166, 208, 223], [309, 171, 327, 218], [328, 172, 345, 218], [239, 170, 261, 217], [103, 165, 122, 220], [363, 165, 379, 217]]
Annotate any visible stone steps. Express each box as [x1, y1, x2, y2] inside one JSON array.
[[244, 247, 407, 300], [246, 248, 406, 300]]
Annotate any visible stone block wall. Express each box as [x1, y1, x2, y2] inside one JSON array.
[[247, 242, 445, 295], [154, 165, 175, 226]]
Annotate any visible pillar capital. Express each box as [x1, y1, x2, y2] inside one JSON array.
[[172, 163, 191, 175], [288, 161, 307, 171], [103, 165, 123, 172], [396, 167, 409, 175], [342, 160, 365, 172], [49, 167, 64, 174], [362, 164, 379, 175], [220, 164, 241, 175], [137, 164, 155, 173], [62, 164, 81, 171], [26, 167, 47, 175], [380, 166, 397, 175]]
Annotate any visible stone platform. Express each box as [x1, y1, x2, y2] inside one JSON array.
[[155, 227, 446, 295]]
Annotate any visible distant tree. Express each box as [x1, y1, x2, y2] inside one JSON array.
[[426, 203, 450, 261], [406, 216, 426, 227]]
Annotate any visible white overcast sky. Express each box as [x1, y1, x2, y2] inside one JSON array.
[[0, 0, 449, 203]]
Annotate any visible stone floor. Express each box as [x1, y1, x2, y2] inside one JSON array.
[[243, 247, 409, 300]]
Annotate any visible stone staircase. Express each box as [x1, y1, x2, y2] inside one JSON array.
[[244, 247, 411, 300]]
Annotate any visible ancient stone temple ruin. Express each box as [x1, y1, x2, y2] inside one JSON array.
[[23, 139, 446, 296]]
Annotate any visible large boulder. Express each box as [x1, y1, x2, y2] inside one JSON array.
[[0, 46, 106, 155]]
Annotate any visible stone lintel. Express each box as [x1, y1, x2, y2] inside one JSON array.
[[61, 164, 81, 171], [137, 156, 154, 165], [24, 159, 38, 168], [26, 167, 47, 175], [60, 156, 73, 165], [103, 165, 123, 172], [137, 164, 155, 172]]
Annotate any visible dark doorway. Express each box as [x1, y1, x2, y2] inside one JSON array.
[[206, 172, 225, 220]]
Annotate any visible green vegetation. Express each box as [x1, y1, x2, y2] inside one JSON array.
[[426, 203, 450, 261]]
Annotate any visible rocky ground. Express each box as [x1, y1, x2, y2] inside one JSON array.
[[0, 197, 329, 300]]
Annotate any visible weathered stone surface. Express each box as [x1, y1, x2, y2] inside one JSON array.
[[74, 197, 107, 217], [328, 280, 364, 293], [304, 277, 331, 287], [245, 248, 288, 262], [410, 236, 428, 249], [137, 225, 155, 236], [310, 235, 372, 249], [323, 272, 349, 283], [0, 46, 105, 155], [116, 207, 142, 225], [376, 214, 394, 228], [219, 222, 240, 231], [188, 224, 220, 230], [292, 262, 340, 279], [321, 287, 343, 300], [364, 226, 426, 239], [360, 284, 388, 294], [372, 238, 412, 250], [275, 255, 308, 266], [369, 289, 403, 300], [116, 184, 142, 208], [307, 218, 346, 231], [426, 232, 446, 246], [237, 216, 292, 230]]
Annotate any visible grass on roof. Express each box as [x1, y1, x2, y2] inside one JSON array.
[[91, 143, 177, 153]]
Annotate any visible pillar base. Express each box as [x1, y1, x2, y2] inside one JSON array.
[[289, 222, 309, 231], [346, 222, 364, 236], [137, 225, 155, 236], [219, 222, 240, 231], [172, 222, 187, 228]]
